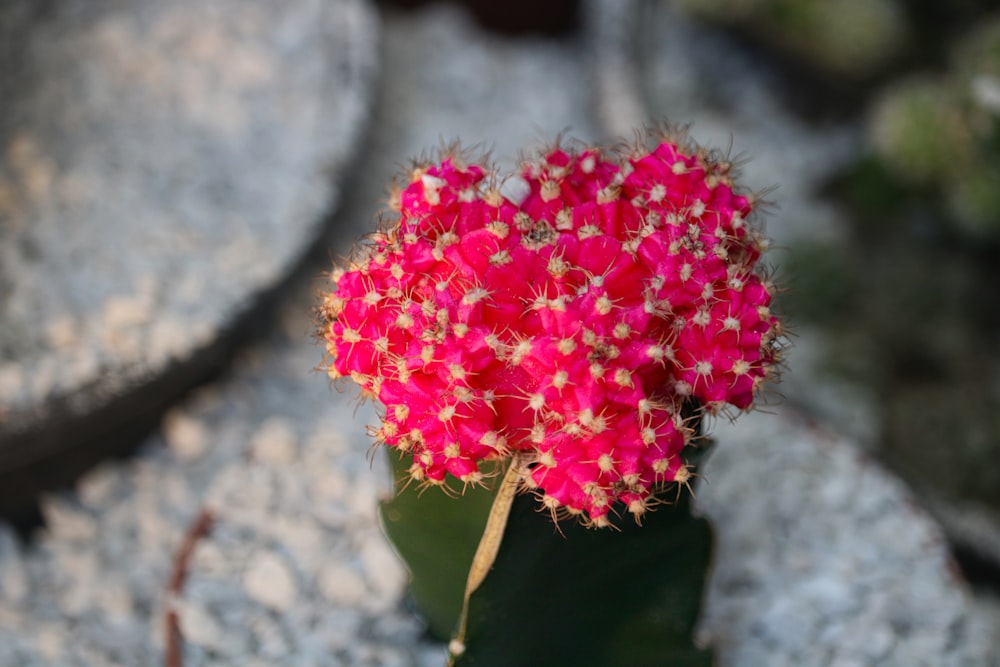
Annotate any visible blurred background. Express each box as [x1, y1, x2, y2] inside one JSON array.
[[1, 0, 999, 664]]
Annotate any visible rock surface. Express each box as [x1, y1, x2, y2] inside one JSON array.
[[0, 3, 997, 666], [0, 0, 379, 508], [697, 411, 997, 666]]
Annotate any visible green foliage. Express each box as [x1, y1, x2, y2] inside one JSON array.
[[946, 161, 1000, 235], [787, 163, 1000, 509], [763, 0, 908, 77], [379, 453, 498, 639], [676, 0, 908, 79], [952, 12, 1000, 83], [864, 12, 1000, 236], [778, 241, 858, 327], [884, 380, 1000, 507], [456, 491, 714, 667], [868, 76, 973, 184], [379, 451, 715, 667], [835, 156, 912, 220]]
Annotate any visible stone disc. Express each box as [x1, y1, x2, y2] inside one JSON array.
[[0, 0, 379, 514]]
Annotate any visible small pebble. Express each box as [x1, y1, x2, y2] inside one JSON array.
[[251, 417, 298, 464], [163, 409, 210, 461], [319, 562, 368, 606], [243, 550, 299, 612], [175, 598, 229, 653], [40, 497, 97, 542], [0, 526, 27, 604], [360, 532, 408, 605]]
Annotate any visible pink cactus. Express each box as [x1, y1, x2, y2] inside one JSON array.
[[320, 131, 782, 527]]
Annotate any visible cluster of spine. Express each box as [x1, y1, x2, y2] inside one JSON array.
[[320, 133, 781, 527]]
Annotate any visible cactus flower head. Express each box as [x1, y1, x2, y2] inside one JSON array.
[[320, 130, 782, 527]]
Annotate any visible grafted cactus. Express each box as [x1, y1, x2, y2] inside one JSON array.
[[319, 130, 781, 527]]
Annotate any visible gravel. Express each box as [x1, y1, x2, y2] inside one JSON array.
[[697, 411, 997, 666], [0, 0, 378, 481], [1, 4, 996, 666], [1, 6, 596, 665]]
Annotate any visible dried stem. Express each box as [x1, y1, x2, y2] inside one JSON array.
[[164, 507, 214, 667], [447, 454, 524, 665]]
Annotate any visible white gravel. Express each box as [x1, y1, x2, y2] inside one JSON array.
[[697, 410, 997, 666], [0, 6, 596, 666], [0, 0, 378, 431], [1, 5, 997, 667]]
